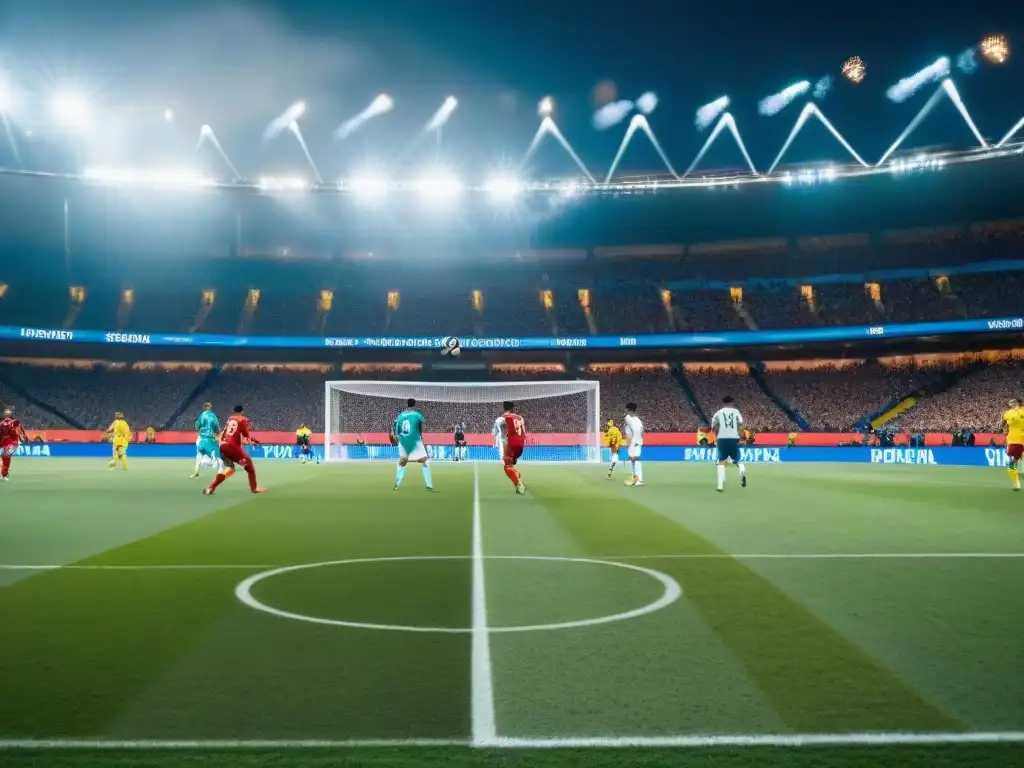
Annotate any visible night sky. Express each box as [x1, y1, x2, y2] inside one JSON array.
[[0, 0, 1020, 179]]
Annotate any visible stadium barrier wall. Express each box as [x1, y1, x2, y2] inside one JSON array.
[[25, 430, 1008, 447], [8, 443, 1017, 467]]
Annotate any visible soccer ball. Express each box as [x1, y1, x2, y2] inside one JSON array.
[[441, 336, 462, 357]]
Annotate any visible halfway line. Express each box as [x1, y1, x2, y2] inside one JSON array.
[[471, 462, 497, 746], [491, 731, 1024, 748]]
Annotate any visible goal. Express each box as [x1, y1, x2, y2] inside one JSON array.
[[324, 380, 601, 462]]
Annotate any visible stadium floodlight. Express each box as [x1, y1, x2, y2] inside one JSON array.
[[83, 167, 215, 188], [538, 96, 554, 117], [0, 83, 11, 113], [347, 174, 389, 201], [484, 174, 522, 202], [50, 90, 90, 128], [163, 108, 175, 122], [257, 175, 310, 191]]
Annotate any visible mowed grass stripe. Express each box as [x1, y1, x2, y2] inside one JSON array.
[[0, 464, 475, 739], [531, 471, 961, 733]]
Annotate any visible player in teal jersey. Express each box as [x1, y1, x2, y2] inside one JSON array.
[[392, 398, 433, 491], [191, 402, 223, 478]]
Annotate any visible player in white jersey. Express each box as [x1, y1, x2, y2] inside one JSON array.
[[624, 402, 645, 487], [711, 395, 746, 492]]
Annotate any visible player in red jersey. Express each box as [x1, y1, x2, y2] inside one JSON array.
[[1, 407, 30, 482], [203, 405, 266, 495], [493, 401, 527, 495]]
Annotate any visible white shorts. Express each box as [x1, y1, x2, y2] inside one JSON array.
[[628, 442, 643, 459], [399, 440, 428, 462]]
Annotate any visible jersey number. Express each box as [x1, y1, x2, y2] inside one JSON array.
[[399, 421, 412, 437], [721, 413, 737, 429], [511, 417, 524, 436], [225, 421, 239, 436]]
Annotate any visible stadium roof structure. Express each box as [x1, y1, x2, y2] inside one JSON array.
[[0, 77, 1022, 198]]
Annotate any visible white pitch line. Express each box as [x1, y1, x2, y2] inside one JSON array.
[[471, 462, 497, 747], [4, 553, 1024, 570], [604, 553, 1024, 561], [0, 738, 469, 749], [491, 731, 1024, 748], [3, 732, 1024, 750]]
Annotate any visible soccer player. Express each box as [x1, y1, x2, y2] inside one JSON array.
[[712, 396, 747, 492], [494, 401, 527, 495], [624, 403, 644, 487], [393, 398, 433, 491], [203, 406, 265, 495], [453, 421, 468, 462], [1001, 397, 1024, 491], [605, 418, 623, 479], [296, 423, 314, 464], [105, 411, 132, 471], [191, 402, 222, 478], [0, 407, 29, 482]]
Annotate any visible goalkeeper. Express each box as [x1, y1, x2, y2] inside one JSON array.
[[453, 421, 468, 462]]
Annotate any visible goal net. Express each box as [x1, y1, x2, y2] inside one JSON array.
[[324, 380, 600, 462]]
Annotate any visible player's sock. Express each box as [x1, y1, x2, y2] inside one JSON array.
[[1009, 467, 1020, 486], [244, 464, 258, 491], [208, 472, 227, 492], [504, 464, 520, 486], [1, 455, 10, 477], [716, 464, 725, 489], [395, 463, 406, 487], [119, 454, 129, 470], [223, 466, 236, 479], [193, 454, 202, 475], [422, 461, 433, 488], [634, 461, 643, 482], [738, 462, 746, 476]]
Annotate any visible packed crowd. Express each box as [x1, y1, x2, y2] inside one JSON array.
[[899, 360, 1024, 433], [767, 363, 938, 431], [3, 269, 1021, 338]]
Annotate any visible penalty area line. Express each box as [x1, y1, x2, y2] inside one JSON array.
[[490, 731, 1024, 748], [0, 738, 469, 750], [471, 461, 498, 746]]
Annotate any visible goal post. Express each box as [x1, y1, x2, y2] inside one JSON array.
[[324, 380, 601, 462]]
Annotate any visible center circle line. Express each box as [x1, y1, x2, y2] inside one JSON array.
[[234, 555, 682, 634]]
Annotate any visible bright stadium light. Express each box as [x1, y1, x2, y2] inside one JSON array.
[[51, 90, 91, 128], [83, 167, 215, 188], [0, 82, 11, 113], [538, 96, 554, 117], [163, 108, 175, 122], [348, 174, 389, 201], [414, 172, 463, 200], [484, 174, 522, 202], [257, 175, 310, 192], [368, 93, 394, 116]]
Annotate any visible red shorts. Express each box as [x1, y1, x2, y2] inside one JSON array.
[[220, 443, 251, 466], [1008, 444, 1023, 461], [504, 444, 524, 465], [1, 440, 18, 457]]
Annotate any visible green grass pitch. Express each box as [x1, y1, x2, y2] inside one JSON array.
[[1, 458, 1023, 767]]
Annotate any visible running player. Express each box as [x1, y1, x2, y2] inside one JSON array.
[[712, 396, 747, 492], [393, 399, 433, 491], [1002, 397, 1024, 491], [105, 412, 132, 471], [203, 406, 265, 495], [191, 402, 222, 478], [494, 401, 527, 495], [624, 403, 644, 487], [605, 418, 623, 479], [295, 423, 314, 464], [0, 407, 29, 482]]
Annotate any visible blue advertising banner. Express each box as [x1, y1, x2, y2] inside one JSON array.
[[3, 315, 1022, 351], [9, 443, 1017, 467]]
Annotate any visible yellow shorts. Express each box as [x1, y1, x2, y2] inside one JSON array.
[[113, 439, 129, 453]]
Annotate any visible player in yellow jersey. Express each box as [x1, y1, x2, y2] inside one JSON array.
[[105, 411, 131, 471], [605, 419, 624, 479], [1001, 398, 1024, 491]]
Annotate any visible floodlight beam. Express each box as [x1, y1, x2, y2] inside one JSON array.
[[684, 114, 732, 178], [522, 116, 594, 184], [998, 116, 1024, 147], [767, 103, 816, 175], [638, 118, 679, 179], [723, 115, 759, 176], [942, 79, 988, 149], [809, 105, 869, 167], [604, 117, 643, 184]]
